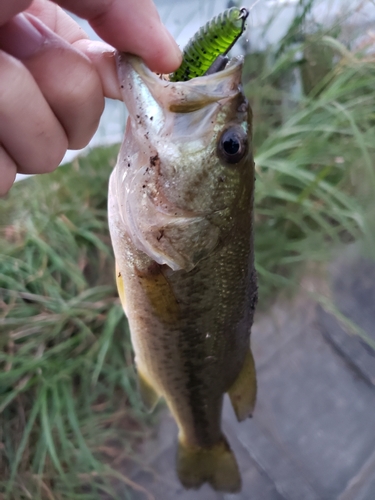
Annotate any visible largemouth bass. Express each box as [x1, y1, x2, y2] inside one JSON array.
[[108, 52, 257, 493]]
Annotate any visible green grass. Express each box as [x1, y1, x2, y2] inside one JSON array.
[[1, 1, 375, 498], [0, 150, 155, 499], [245, 33, 375, 298]]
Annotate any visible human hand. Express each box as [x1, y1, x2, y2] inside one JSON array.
[[0, 0, 182, 195]]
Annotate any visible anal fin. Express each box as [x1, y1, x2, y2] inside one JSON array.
[[228, 348, 257, 421], [137, 368, 161, 412]]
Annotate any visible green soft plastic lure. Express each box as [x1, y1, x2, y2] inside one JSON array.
[[170, 7, 249, 82]]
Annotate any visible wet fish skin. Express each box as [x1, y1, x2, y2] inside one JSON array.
[[108, 53, 257, 492]]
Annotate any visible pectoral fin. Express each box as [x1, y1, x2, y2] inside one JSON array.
[[228, 348, 257, 421], [136, 263, 179, 324], [177, 435, 241, 492], [137, 368, 161, 412]]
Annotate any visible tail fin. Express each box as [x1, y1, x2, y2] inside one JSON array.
[[176, 436, 241, 493]]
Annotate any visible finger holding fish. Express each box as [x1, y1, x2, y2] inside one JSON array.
[[0, 48, 68, 176], [53, 0, 182, 73], [0, 0, 32, 25], [0, 0, 181, 195]]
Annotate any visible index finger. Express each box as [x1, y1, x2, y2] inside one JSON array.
[[54, 0, 182, 73]]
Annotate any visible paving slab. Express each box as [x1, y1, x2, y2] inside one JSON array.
[[318, 254, 375, 386], [331, 253, 375, 341], [117, 253, 375, 500], [246, 313, 375, 499], [130, 409, 285, 500], [338, 449, 375, 500], [318, 306, 375, 386]]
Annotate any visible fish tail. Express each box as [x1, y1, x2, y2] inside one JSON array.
[[176, 435, 241, 492]]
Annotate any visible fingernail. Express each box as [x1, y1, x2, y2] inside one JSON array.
[[0, 13, 44, 59], [84, 40, 116, 58]]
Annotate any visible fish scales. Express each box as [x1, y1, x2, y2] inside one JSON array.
[[108, 52, 257, 493]]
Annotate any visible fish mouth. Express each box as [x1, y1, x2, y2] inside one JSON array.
[[117, 53, 244, 117]]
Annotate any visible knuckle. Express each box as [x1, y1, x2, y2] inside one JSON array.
[[51, 59, 104, 149], [0, 51, 68, 175], [37, 139, 67, 173]]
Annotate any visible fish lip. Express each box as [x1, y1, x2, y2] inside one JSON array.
[[132, 54, 243, 82], [117, 53, 244, 113], [118, 52, 243, 83]]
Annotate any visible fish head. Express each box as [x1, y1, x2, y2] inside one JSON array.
[[111, 53, 254, 272]]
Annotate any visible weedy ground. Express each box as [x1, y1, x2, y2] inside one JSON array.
[[249, 47, 375, 297], [1, 1, 375, 498], [0, 149, 157, 499]]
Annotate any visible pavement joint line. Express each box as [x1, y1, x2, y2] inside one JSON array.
[[337, 448, 375, 500]]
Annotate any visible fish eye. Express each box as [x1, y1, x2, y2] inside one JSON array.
[[218, 126, 248, 165]]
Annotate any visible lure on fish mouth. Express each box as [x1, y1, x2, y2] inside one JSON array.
[[108, 31, 257, 493], [170, 7, 249, 82]]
